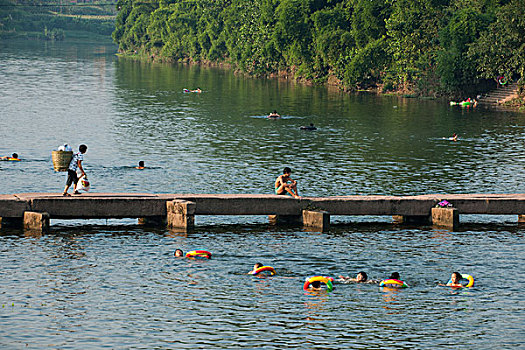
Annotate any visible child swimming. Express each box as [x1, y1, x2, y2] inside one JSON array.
[[338, 271, 378, 284], [439, 272, 471, 287], [446, 272, 463, 287], [0, 153, 20, 161], [248, 262, 263, 274]]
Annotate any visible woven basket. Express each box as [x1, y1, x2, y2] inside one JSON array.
[[52, 151, 73, 172]]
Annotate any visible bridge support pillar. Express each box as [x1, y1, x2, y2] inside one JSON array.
[[268, 215, 302, 226], [431, 207, 459, 230], [518, 215, 525, 225], [302, 210, 330, 232], [138, 216, 167, 226], [23, 211, 50, 233], [167, 200, 195, 231], [392, 215, 431, 225]]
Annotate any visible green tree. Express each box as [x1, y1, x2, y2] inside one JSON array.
[[468, 0, 525, 83], [436, 6, 493, 93]]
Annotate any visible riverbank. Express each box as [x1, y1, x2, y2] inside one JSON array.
[[503, 87, 525, 111], [117, 50, 444, 99], [0, 3, 115, 42]]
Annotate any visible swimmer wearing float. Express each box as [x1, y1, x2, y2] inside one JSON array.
[[442, 272, 462, 287], [268, 110, 280, 119], [249, 263, 276, 276], [185, 250, 212, 259], [309, 281, 323, 290], [136, 161, 145, 169], [275, 167, 300, 198], [174, 249, 212, 259], [304, 276, 334, 291], [439, 272, 474, 288], [183, 88, 202, 93], [379, 272, 409, 288], [300, 123, 317, 131], [338, 271, 378, 284], [248, 262, 263, 274], [0, 153, 20, 161]]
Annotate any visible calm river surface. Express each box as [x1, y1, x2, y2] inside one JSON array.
[[0, 40, 524, 349]]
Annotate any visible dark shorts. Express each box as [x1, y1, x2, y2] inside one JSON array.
[[66, 169, 78, 187]]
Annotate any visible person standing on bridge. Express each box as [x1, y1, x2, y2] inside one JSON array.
[[63, 144, 87, 196]]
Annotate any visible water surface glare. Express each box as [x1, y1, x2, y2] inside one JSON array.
[[0, 40, 524, 349]]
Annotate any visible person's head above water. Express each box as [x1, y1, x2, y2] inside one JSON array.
[[356, 271, 368, 282], [79, 144, 88, 153], [253, 262, 263, 270], [174, 249, 184, 257], [12, 153, 18, 159], [389, 272, 400, 280], [451, 272, 461, 283], [138, 161, 145, 167], [310, 280, 321, 289], [283, 167, 291, 175]]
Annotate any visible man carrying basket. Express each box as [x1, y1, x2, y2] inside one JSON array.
[[62, 144, 87, 196]]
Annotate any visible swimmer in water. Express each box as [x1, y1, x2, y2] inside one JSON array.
[[300, 123, 317, 131], [0, 153, 19, 161], [452, 133, 458, 142], [308, 280, 322, 290], [136, 161, 145, 169], [268, 110, 280, 118], [274, 167, 300, 198], [389, 272, 401, 280], [174, 249, 184, 257], [248, 262, 263, 274], [338, 271, 378, 284], [439, 272, 463, 287]]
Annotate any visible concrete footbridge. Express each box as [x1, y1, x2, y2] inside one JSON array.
[[1, 193, 524, 232]]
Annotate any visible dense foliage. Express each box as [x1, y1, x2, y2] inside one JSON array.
[[113, 0, 525, 95], [0, 0, 116, 39]]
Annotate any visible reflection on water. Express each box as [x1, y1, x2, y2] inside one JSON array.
[[0, 224, 524, 348], [0, 40, 524, 349], [1, 40, 524, 197]]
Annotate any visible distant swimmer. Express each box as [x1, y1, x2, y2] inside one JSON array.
[[338, 271, 378, 284], [136, 161, 145, 169], [174, 249, 184, 257], [268, 110, 281, 119], [451, 133, 458, 141], [300, 123, 317, 131], [183, 88, 202, 93], [0, 153, 20, 161]]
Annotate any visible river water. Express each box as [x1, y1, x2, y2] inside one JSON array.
[[0, 40, 524, 349]]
